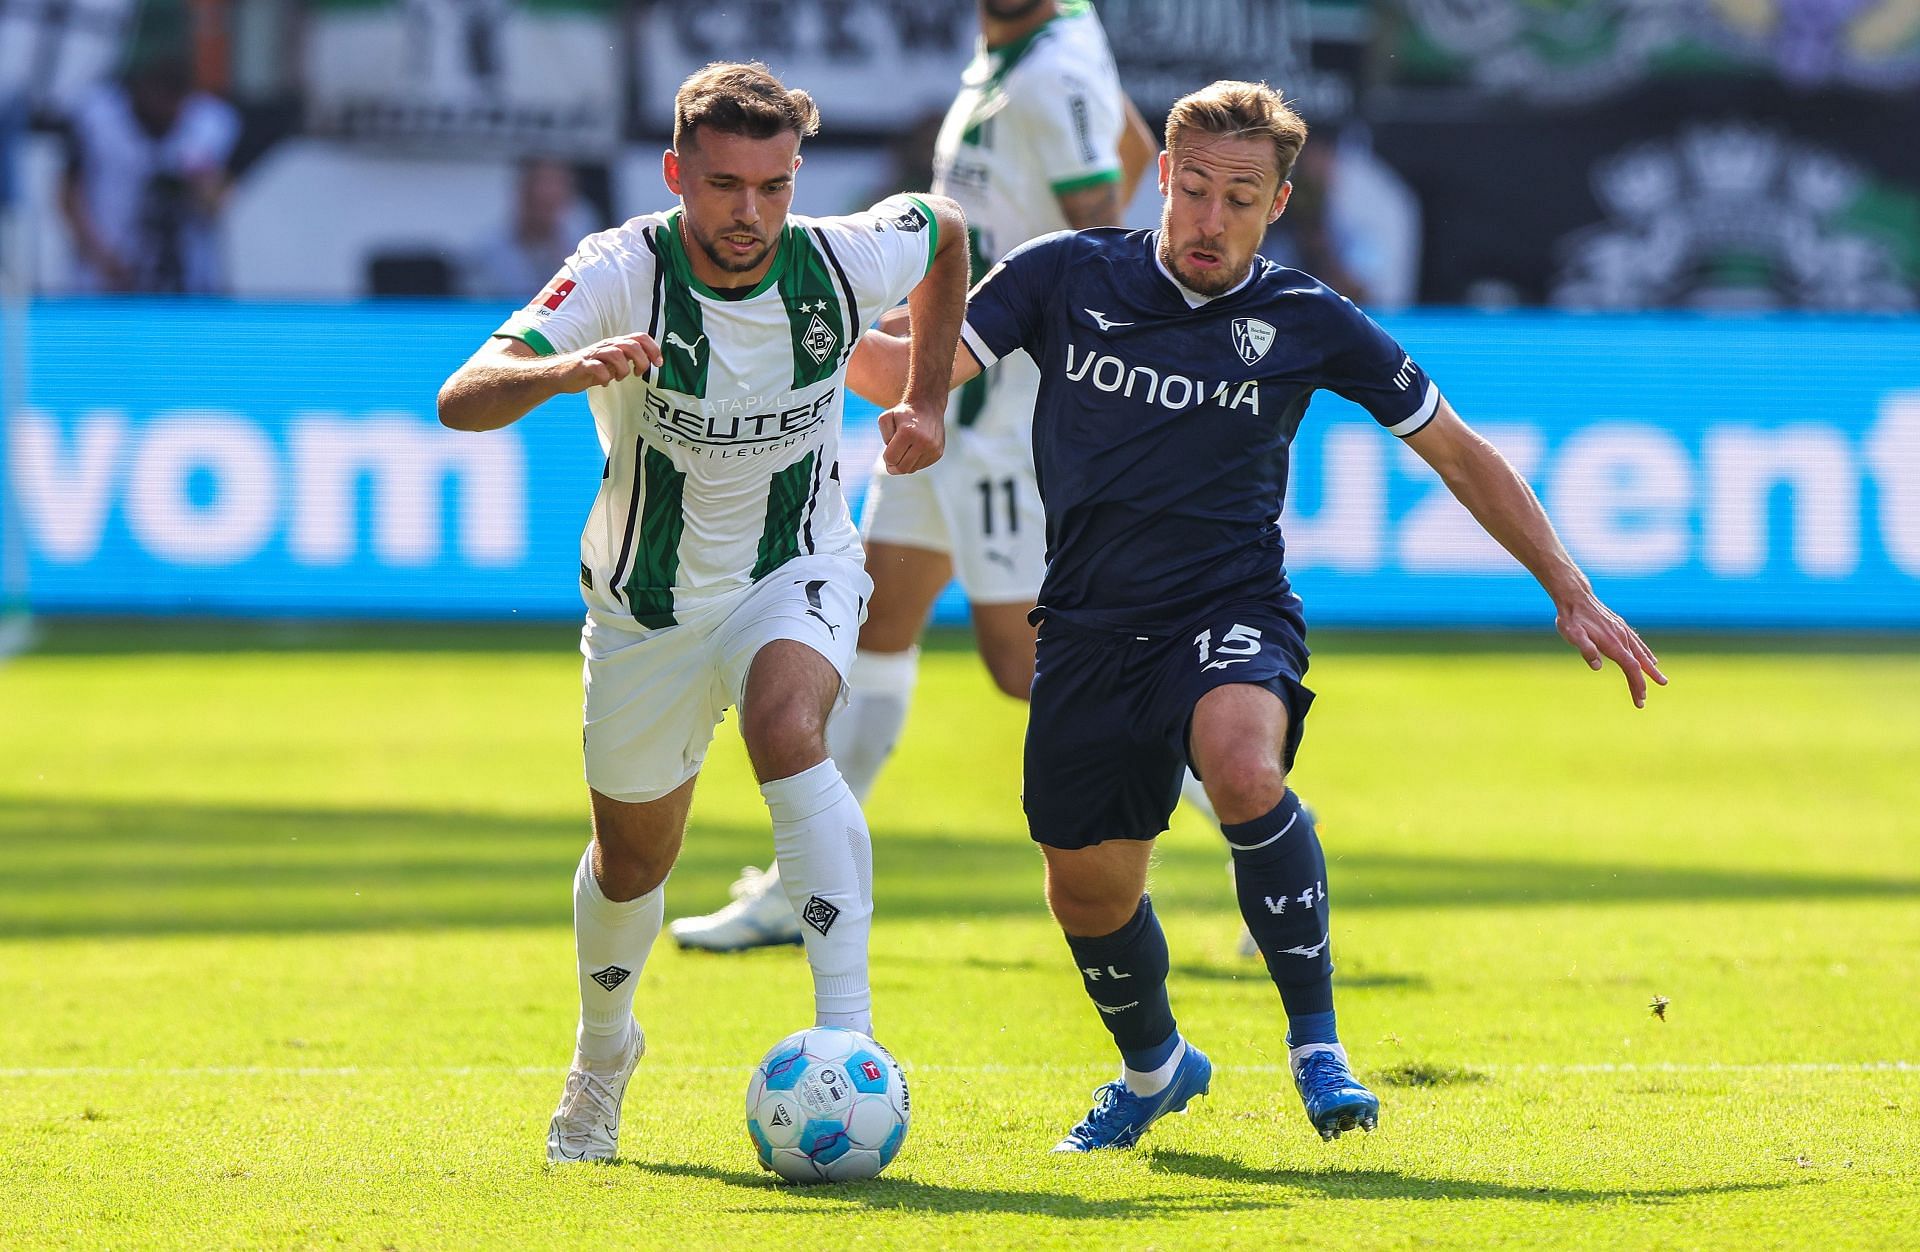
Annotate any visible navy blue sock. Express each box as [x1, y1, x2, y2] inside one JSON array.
[[1062, 895, 1178, 1069], [1225, 790, 1337, 1037], [1287, 1010, 1338, 1049]]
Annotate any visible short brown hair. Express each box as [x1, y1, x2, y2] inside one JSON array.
[[1165, 80, 1308, 184], [673, 61, 821, 151]]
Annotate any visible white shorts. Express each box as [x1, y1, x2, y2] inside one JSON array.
[[580, 553, 871, 804], [860, 428, 1045, 605]]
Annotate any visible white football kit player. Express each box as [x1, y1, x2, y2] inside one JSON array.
[[493, 195, 939, 802], [862, 0, 1127, 602]]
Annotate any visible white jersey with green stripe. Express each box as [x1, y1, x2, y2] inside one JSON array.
[[494, 195, 937, 629], [931, 0, 1126, 444]]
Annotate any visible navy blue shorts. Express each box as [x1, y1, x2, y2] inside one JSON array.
[[1023, 601, 1314, 850]]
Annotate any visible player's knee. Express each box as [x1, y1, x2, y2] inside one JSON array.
[[1201, 749, 1288, 825], [592, 834, 673, 901], [739, 694, 829, 780], [1045, 873, 1136, 937]]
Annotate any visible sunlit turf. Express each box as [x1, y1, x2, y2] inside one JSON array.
[[1, 622, 1915, 1248]]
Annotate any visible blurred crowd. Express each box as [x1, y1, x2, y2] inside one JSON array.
[[3, 0, 1918, 310]]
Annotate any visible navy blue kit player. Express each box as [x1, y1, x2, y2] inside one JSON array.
[[849, 80, 1666, 1148]]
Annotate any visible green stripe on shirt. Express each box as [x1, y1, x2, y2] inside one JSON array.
[[493, 323, 559, 357], [1050, 168, 1121, 196], [905, 194, 939, 275]]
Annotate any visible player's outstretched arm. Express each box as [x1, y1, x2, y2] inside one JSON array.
[[845, 313, 982, 411], [1405, 399, 1669, 707], [875, 194, 971, 474], [437, 333, 664, 432]]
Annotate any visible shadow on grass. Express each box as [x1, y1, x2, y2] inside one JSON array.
[[1, 796, 1914, 938], [956, 954, 1430, 991], [627, 1157, 1282, 1218], [1145, 1150, 1800, 1204]]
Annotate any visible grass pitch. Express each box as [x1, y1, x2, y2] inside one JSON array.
[[1, 622, 1916, 1249]]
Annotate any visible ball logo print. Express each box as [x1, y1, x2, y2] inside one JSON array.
[[746, 1027, 910, 1183]]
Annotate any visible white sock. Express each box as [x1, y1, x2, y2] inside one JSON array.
[[763, 759, 874, 1036], [1289, 1041, 1346, 1072], [572, 843, 663, 1062], [1123, 1038, 1189, 1097], [826, 647, 919, 804], [1180, 769, 1217, 824]]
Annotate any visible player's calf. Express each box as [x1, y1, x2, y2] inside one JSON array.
[[762, 759, 875, 1036]]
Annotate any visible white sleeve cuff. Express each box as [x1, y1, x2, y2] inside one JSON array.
[[1387, 382, 1441, 437], [960, 321, 1000, 371]]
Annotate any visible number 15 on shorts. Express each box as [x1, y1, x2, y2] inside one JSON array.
[[1195, 623, 1263, 672]]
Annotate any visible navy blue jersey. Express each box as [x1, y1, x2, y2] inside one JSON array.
[[961, 228, 1439, 633]]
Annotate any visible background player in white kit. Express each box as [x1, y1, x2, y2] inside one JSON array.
[[437, 62, 968, 1162], [672, 0, 1163, 952]]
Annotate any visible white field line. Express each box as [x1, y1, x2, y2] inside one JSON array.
[[0, 1061, 1914, 1079]]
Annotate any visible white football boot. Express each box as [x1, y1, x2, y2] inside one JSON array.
[[545, 1023, 644, 1163], [668, 863, 802, 952]]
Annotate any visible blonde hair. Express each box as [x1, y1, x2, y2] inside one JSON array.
[[673, 61, 821, 151], [1164, 80, 1308, 183]]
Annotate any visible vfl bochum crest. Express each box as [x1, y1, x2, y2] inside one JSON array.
[[1232, 317, 1275, 366]]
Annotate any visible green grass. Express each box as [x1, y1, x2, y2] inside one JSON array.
[[1, 623, 1916, 1249]]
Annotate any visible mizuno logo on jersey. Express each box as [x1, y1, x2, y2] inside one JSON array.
[[1084, 308, 1133, 331], [1065, 343, 1262, 416]]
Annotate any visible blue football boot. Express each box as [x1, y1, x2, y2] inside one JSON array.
[[1052, 1044, 1212, 1152], [1292, 1044, 1379, 1141]]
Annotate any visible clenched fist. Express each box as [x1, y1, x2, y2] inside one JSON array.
[[555, 334, 665, 391]]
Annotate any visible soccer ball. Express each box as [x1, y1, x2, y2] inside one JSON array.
[[745, 1026, 909, 1183]]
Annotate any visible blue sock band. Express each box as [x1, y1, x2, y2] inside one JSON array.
[[1286, 1010, 1339, 1049], [1225, 790, 1335, 1019], [1121, 1031, 1181, 1073]]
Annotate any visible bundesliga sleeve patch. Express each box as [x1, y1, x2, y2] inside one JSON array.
[[532, 275, 576, 315]]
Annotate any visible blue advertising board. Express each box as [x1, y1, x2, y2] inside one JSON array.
[[6, 300, 1918, 627]]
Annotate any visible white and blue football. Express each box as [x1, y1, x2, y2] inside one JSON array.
[[745, 1026, 909, 1183]]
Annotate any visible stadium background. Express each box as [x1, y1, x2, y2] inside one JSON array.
[[3, 0, 1918, 629], [2, 5, 1918, 1246]]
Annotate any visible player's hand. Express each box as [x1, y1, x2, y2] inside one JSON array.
[[1555, 593, 1667, 708], [874, 306, 912, 336], [554, 334, 664, 392], [878, 401, 945, 475]]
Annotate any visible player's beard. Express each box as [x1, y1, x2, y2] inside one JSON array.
[[1156, 220, 1254, 298], [688, 218, 774, 274]]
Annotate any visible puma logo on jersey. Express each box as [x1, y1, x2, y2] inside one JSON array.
[[1084, 308, 1133, 332], [665, 331, 705, 363]]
